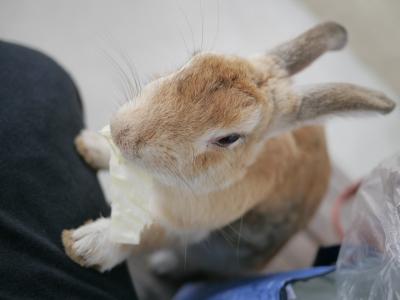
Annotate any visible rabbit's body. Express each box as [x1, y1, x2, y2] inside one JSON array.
[[120, 125, 330, 300], [152, 125, 329, 248], [149, 125, 330, 278], [62, 22, 395, 297]]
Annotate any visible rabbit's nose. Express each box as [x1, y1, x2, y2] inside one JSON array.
[[110, 121, 144, 159], [112, 126, 130, 148], [110, 115, 144, 158]]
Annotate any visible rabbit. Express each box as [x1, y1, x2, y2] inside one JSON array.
[[62, 22, 396, 297]]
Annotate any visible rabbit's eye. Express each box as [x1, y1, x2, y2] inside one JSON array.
[[214, 134, 241, 147]]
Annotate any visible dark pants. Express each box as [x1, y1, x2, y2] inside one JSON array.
[[0, 41, 137, 299]]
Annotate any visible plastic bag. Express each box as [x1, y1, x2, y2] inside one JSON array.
[[336, 153, 400, 300]]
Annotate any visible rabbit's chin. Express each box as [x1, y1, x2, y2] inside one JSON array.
[[150, 167, 247, 195]]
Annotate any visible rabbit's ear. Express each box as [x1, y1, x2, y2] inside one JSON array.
[[294, 83, 395, 120], [270, 83, 396, 134], [268, 22, 347, 75]]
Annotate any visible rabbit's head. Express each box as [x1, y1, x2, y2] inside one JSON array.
[[110, 22, 395, 193]]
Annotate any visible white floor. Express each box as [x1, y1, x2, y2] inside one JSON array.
[[1, 0, 399, 272]]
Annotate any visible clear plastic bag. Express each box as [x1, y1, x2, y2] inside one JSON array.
[[336, 153, 400, 300]]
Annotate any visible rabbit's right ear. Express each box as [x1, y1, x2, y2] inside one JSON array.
[[268, 22, 347, 75], [251, 22, 347, 78]]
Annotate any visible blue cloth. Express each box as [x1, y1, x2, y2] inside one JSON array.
[[174, 266, 335, 300]]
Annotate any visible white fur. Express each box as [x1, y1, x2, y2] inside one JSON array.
[[75, 130, 111, 170], [148, 249, 179, 275], [70, 218, 133, 272]]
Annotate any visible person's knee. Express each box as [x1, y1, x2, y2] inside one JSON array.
[[0, 41, 83, 134]]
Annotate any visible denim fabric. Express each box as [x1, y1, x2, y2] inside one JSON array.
[[174, 266, 335, 300]]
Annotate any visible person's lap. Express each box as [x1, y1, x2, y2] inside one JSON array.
[[0, 41, 137, 299]]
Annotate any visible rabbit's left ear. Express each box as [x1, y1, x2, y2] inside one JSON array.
[[294, 83, 395, 120], [269, 83, 396, 133], [284, 83, 395, 124]]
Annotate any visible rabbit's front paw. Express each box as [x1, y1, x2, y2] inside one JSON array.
[[75, 130, 110, 170], [62, 218, 131, 272]]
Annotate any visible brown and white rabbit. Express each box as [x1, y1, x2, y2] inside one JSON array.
[[62, 22, 395, 296]]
